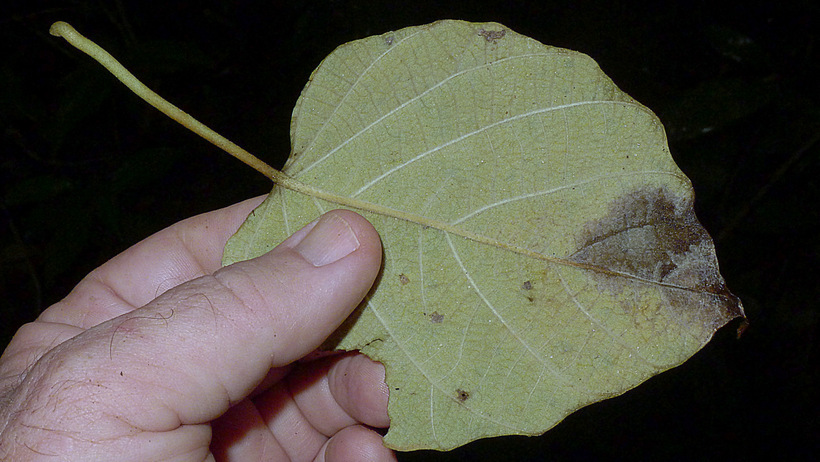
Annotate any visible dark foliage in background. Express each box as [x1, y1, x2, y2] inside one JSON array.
[[1, 1, 817, 460]]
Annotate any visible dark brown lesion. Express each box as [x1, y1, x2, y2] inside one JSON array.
[[455, 388, 470, 402], [478, 28, 506, 42], [570, 188, 698, 278], [569, 186, 744, 323]]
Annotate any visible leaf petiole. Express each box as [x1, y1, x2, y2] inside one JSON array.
[[48, 21, 426, 222], [48, 21, 290, 185], [46, 22, 515, 252]]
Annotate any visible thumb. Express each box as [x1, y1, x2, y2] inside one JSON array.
[[18, 210, 382, 439], [205, 208, 383, 379], [136, 209, 382, 425]]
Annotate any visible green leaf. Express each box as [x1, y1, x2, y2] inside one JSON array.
[[223, 20, 744, 451]]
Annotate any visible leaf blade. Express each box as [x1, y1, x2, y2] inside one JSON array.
[[224, 20, 743, 451]]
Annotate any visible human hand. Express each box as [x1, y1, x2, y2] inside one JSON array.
[[0, 197, 395, 461]]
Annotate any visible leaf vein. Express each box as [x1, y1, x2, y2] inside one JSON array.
[[444, 233, 572, 385], [298, 28, 427, 160], [300, 53, 566, 176], [450, 170, 686, 225], [351, 100, 645, 197], [555, 268, 656, 367]]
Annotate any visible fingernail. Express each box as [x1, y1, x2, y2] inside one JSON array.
[[295, 212, 360, 266]]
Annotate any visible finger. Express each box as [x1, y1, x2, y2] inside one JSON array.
[[287, 353, 390, 437], [38, 195, 265, 328], [210, 398, 290, 461], [242, 353, 388, 460], [211, 353, 393, 461], [326, 354, 391, 429], [239, 375, 328, 459], [10, 210, 382, 455], [319, 425, 397, 462]]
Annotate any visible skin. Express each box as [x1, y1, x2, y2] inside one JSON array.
[[0, 196, 396, 462]]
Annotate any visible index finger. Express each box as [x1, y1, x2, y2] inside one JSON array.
[[39, 195, 265, 329]]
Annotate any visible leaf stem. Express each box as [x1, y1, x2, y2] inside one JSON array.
[[48, 21, 415, 215], [48, 21, 286, 184], [47, 23, 466, 240], [46, 22, 503, 246]]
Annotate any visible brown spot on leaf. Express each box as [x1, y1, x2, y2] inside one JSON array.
[[569, 186, 744, 330], [521, 280, 535, 302], [455, 389, 470, 403], [399, 273, 410, 285], [478, 28, 506, 42], [430, 311, 444, 323]]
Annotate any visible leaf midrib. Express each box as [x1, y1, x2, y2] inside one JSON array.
[[275, 169, 729, 301]]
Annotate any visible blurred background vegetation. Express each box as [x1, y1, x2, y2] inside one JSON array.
[[1, 0, 817, 460]]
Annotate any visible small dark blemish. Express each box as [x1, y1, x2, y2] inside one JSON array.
[[399, 273, 410, 285], [430, 311, 444, 323], [455, 389, 470, 402], [478, 28, 506, 42], [522, 280, 535, 301]]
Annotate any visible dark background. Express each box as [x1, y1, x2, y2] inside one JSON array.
[[1, 1, 817, 460]]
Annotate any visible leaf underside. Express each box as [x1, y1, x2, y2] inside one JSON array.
[[223, 20, 744, 451]]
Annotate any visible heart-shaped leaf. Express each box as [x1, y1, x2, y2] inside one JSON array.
[[222, 20, 743, 450]]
